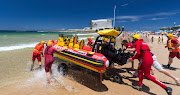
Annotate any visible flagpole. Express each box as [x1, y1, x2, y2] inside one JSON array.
[[113, 5, 116, 29]]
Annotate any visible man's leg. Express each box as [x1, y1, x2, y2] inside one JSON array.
[[132, 65, 143, 91], [45, 62, 52, 84], [31, 61, 34, 71], [167, 52, 175, 68], [138, 65, 143, 87], [131, 61, 134, 70], [167, 57, 173, 68], [144, 64, 167, 89], [37, 54, 42, 69], [31, 53, 36, 71], [46, 72, 52, 84], [160, 70, 180, 86]]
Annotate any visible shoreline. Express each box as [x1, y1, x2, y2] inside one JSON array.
[[48, 30, 96, 33]]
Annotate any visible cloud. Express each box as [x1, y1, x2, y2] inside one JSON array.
[[59, 28, 65, 30], [154, 12, 178, 16], [113, 11, 179, 22], [150, 17, 166, 20], [117, 20, 128, 23], [116, 15, 141, 22], [121, 3, 128, 7]]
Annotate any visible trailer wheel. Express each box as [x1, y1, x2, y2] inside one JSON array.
[[58, 63, 68, 76], [113, 73, 123, 84]]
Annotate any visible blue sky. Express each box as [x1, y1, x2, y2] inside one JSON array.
[[0, 0, 180, 31]]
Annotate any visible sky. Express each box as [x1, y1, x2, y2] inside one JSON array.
[[0, 0, 180, 31]]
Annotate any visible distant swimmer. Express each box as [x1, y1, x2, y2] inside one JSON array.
[[128, 35, 172, 95], [87, 37, 94, 47], [133, 52, 180, 86], [31, 41, 46, 71], [44, 42, 66, 84], [122, 40, 135, 70], [165, 34, 180, 68]]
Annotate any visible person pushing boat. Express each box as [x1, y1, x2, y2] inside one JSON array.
[[122, 40, 135, 70], [128, 34, 172, 95], [31, 41, 45, 71], [44, 42, 66, 84]]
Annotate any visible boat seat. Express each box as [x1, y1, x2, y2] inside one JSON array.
[[69, 43, 73, 48], [74, 44, 79, 49], [58, 42, 65, 46]]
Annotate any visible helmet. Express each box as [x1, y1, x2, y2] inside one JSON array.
[[104, 38, 108, 42], [41, 41, 45, 44], [88, 37, 91, 40], [48, 42, 53, 46], [167, 34, 173, 39], [133, 35, 141, 39]]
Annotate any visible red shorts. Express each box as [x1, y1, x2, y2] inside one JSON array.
[[44, 55, 54, 72], [32, 53, 41, 62], [169, 52, 180, 58], [45, 61, 53, 72]]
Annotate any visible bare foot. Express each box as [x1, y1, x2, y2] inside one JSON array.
[[175, 78, 180, 86]]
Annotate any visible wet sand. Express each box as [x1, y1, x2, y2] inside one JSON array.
[[0, 35, 180, 95]]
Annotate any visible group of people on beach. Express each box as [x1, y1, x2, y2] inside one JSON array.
[[151, 36, 164, 43], [30, 37, 95, 84], [30, 40, 66, 84], [121, 33, 180, 95], [30, 33, 180, 95]]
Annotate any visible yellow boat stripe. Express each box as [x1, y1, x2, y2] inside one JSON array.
[[60, 52, 103, 65], [55, 53, 107, 73], [55, 53, 100, 73]]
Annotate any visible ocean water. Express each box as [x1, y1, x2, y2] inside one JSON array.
[[0, 30, 98, 51]]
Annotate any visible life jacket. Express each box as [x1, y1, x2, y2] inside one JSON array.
[[33, 43, 43, 54], [133, 39, 151, 59], [167, 39, 180, 52], [45, 46, 53, 56], [87, 40, 93, 47]]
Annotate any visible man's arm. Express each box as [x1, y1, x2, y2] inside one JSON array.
[[174, 40, 180, 49], [126, 48, 135, 52], [132, 43, 141, 60]]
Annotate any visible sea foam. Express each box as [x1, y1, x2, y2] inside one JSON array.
[[76, 33, 97, 36], [0, 42, 38, 51]]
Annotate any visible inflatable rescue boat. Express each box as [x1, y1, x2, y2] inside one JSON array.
[[53, 29, 129, 82], [53, 34, 110, 80]]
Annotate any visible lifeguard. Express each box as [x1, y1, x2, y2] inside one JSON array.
[[128, 35, 172, 95], [122, 40, 135, 69], [44, 42, 66, 84], [87, 37, 94, 47], [31, 41, 45, 71], [165, 34, 180, 68]]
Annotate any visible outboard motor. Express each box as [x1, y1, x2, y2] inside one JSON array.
[[101, 45, 131, 65]]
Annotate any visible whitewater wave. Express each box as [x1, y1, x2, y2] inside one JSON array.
[[0, 42, 38, 51], [38, 31, 47, 32], [76, 33, 97, 36]]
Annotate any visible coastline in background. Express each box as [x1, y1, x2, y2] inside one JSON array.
[[0, 30, 98, 52]]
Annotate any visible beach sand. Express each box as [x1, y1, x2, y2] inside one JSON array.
[[0, 35, 180, 95]]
